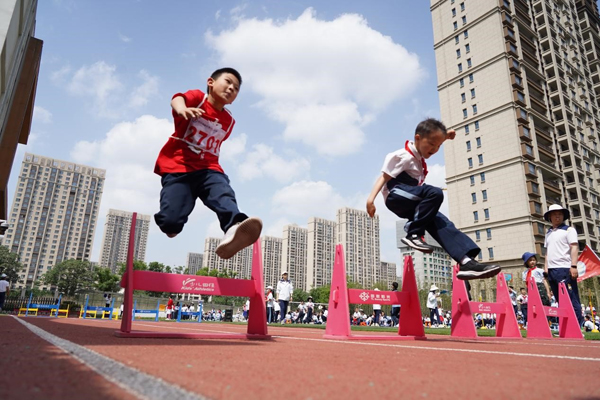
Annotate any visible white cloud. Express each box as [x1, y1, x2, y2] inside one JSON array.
[[118, 33, 132, 43], [57, 61, 159, 118], [206, 8, 424, 156], [33, 106, 52, 124], [271, 180, 346, 220], [129, 70, 159, 108], [70, 115, 171, 216], [215, 9, 221, 20], [219, 132, 247, 163], [236, 144, 310, 183]]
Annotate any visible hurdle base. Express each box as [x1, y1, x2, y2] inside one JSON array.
[[449, 334, 522, 341], [323, 334, 427, 341], [113, 330, 271, 340]]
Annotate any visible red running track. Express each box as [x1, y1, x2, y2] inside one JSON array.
[[3, 316, 600, 400]]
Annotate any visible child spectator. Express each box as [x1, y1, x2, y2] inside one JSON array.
[[153, 68, 262, 260], [366, 118, 500, 280], [372, 288, 382, 326], [583, 315, 597, 332], [543, 204, 584, 326], [427, 284, 440, 327], [516, 288, 528, 327], [521, 252, 551, 306], [305, 296, 314, 324]]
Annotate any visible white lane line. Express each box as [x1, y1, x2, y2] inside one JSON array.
[[133, 322, 600, 362], [14, 317, 210, 400]]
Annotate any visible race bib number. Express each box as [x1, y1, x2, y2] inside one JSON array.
[[182, 117, 228, 156]]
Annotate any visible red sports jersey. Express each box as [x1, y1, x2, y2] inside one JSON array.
[[154, 89, 235, 175]]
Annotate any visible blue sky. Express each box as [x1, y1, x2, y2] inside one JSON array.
[[14, 0, 450, 273]]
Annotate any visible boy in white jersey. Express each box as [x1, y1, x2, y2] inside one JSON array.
[[543, 204, 584, 326], [366, 118, 500, 280], [154, 68, 261, 259]]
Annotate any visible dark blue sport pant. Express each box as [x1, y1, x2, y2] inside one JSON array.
[[385, 182, 480, 262], [154, 169, 248, 235], [548, 268, 584, 327]]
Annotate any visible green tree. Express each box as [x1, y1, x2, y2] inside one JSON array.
[[94, 267, 121, 292], [173, 265, 184, 274], [0, 245, 23, 285], [309, 285, 331, 304], [117, 260, 148, 276], [196, 267, 209, 276], [148, 261, 166, 273], [42, 259, 95, 296], [292, 288, 309, 303]]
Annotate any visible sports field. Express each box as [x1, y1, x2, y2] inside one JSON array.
[[3, 316, 600, 400]]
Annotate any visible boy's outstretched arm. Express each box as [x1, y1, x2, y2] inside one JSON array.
[[171, 96, 205, 120], [366, 173, 392, 218]]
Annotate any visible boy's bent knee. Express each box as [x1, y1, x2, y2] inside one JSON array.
[[154, 212, 184, 235], [427, 187, 444, 201]]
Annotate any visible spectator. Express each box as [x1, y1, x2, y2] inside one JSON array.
[[167, 296, 174, 320], [322, 306, 328, 323], [174, 301, 180, 320], [583, 315, 596, 332], [391, 282, 400, 327], [273, 300, 280, 323], [276, 271, 293, 323], [516, 288, 528, 328], [427, 284, 440, 327], [0, 273, 9, 311], [243, 300, 249, 321], [508, 286, 518, 316], [182, 304, 189, 320], [372, 288, 382, 326], [543, 204, 584, 326], [521, 252, 551, 306], [352, 307, 362, 325], [305, 296, 314, 324], [297, 302, 306, 324], [265, 286, 275, 324]]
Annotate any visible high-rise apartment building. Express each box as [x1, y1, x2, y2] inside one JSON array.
[[281, 224, 308, 291], [98, 209, 150, 272], [336, 207, 380, 288], [306, 217, 336, 290], [186, 252, 203, 275], [0, 0, 42, 221], [397, 222, 453, 288], [2, 153, 105, 288], [202, 237, 252, 279], [261, 236, 282, 289], [430, 0, 600, 282], [378, 261, 399, 290]]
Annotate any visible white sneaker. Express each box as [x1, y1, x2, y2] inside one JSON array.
[[215, 217, 262, 260]]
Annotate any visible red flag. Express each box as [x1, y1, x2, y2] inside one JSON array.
[[577, 245, 600, 282]]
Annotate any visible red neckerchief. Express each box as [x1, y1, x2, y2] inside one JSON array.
[[526, 268, 533, 283], [405, 141, 428, 184]]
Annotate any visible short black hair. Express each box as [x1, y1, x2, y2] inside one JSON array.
[[415, 118, 447, 139], [207, 67, 242, 94], [392, 282, 399, 289]]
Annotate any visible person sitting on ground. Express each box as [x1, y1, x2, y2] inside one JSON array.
[[583, 315, 597, 332], [366, 118, 500, 280]]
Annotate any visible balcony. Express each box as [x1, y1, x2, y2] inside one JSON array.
[[543, 178, 562, 195]]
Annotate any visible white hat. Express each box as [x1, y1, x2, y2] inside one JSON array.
[[281, 271, 288, 275], [430, 284, 439, 291], [0, 273, 6, 278], [374, 288, 380, 291], [267, 286, 273, 290], [544, 204, 570, 222]]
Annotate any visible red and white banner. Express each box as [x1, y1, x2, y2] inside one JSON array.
[[577, 245, 600, 282]]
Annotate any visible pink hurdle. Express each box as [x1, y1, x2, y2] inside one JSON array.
[[451, 265, 521, 339], [526, 279, 583, 340], [115, 212, 270, 339], [323, 244, 425, 340]]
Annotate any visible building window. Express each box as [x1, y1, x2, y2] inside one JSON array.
[[465, 124, 470, 134], [452, 8, 457, 17], [467, 58, 472, 68], [482, 189, 487, 201], [470, 88, 476, 98], [464, 30, 469, 39], [475, 230, 481, 241], [480, 172, 486, 182], [486, 228, 492, 240], [471, 192, 477, 203], [484, 208, 490, 219], [472, 104, 478, 114], [465, 44, 470, 53], [463, 108, 468, 118], [460, 78, 464, 87], [476, 137, 481, 147], [462, 16, 467, 25], [470, 175, 475, 185], [468, 157, 473, 168], [474, 211, 479, 222], [469, 73, 474, 83], [461, 93, 466, 102], [488, 248, 494, 259], [454, 21, 458, 30], [474, 120, 480, 130], [455, 35, 460, 44], [458, 63, 463, 73], [528, 163, 536, 175], [478, 154, 484, 164], [478, 252, 483, 261], [460, 2, 465, 11], [457, 49, 461, 58], [466, 140, 471, 151]]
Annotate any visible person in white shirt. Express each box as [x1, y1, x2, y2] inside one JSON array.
[[427, 284, 440, 327], [583, 315, 596, 332], [305, 296, 314, 324], [372, 288, 382, 326], [265, 286, 275, 324], [0, 273, 10, 310], [516, 288, 528, 327], [276, 271, 293, 323], [544, 204, 584, 326], [521, 252, 551, 306]]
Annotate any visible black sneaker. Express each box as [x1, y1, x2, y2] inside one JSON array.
[[456, 260, 501, 280], [401, 234, 434, 253]]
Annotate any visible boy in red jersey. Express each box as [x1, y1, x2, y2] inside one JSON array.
[[154, 68, 262, 259]]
